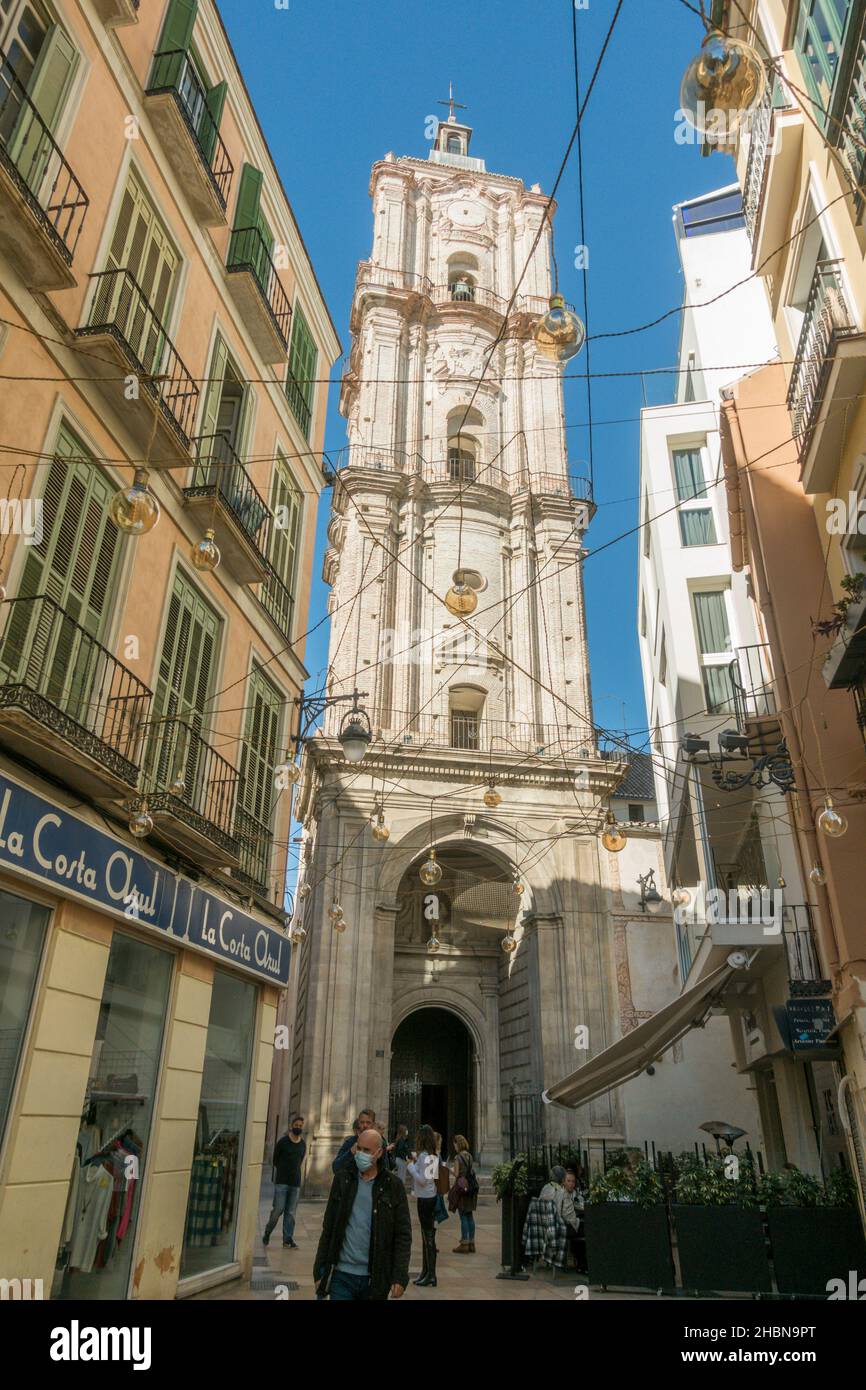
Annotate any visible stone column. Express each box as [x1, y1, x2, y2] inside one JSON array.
[[478, 978, 504, 1167]]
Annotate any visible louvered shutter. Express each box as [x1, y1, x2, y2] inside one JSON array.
[[270, 455, 301, 597], [286, 306, 317, 437], [150, 572, 219, 796], [199, 78, 226, 165], [197, 334, 228, 478], [237, 665, 282, 887], [154, 0, 198, 87], [232, 164, 271, 286], [8, 23, 78, 189], [99, 172, 178, 369]]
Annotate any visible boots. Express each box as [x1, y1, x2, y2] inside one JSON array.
[[452, 1240, 469, 1254], [412, 1234, 429, 1285], [415, 1229, 437, 1287], [467, 1241, 476, 1253]]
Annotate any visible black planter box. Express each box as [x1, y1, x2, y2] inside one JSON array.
[[585, 1203, 675, 1292], [500, 1192, 530, 1272], [768, 1206, 866, 1297], [673, 1204, 771, 1294]]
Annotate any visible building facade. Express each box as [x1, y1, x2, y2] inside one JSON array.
[[0, 0, 339, 1298], [282, 113, 758, 1191], [706, 0, 866, 1211]]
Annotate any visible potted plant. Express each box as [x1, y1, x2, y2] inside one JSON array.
[[763, 1166, 866, 1297], [584, 1151, 675, 1293], [672, 1154, 771, 1295], [493, 1156, 530, 1277]]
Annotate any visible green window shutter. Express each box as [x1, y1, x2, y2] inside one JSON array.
[[237, 665, 282, 887], [199, 78, 227, 165], [198, 334, 229, 461], [270, 455, 302, 597], [153, 571, 219, 727], [231, 164, 272, 287], [8, 23, 78, 191], [233, 162, 263, 231], [156, 0, 198, 56], [286, 306, 317, 438]]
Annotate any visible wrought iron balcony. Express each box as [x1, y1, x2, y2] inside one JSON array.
[[742, 83, 773, 242], [145, 50, 233, 225], [255, 562, 295, 644], [232, 805, 275, 895], [226, 225, 292, 362], [363, 708, 596, 757], [0, 594, 152, 796], [837, 6, 866, 212], [77, 267, 199, 461], [92, 0, 140, 27], [426, 458, 509, 491], [142, 717, 240, 867], [285, 369, 312, 439], [0, 49, 88, 288], [787, 259, 863, 490], [783, 904, 827, 988], [184, 434, 271, 583], [431, 282, 507, 314]]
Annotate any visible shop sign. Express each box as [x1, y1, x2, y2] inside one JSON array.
[[786, 997, 837, 1054], [0, 772, 289, 984]]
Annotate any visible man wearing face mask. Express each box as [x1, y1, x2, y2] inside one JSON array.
[[263, 1114, 306, 1249], [314, 1127, 411, 1300]]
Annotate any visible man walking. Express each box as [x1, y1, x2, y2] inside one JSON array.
[[332, 1107, 376, 1174], [263, 1114, 306, 1249], [314, 1127, 411, 1301]]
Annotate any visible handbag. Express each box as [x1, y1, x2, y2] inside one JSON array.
[[435, 1158, 451, 1196]]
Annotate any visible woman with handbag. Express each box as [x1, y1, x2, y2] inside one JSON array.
[[450, 1135, 478, 1253]]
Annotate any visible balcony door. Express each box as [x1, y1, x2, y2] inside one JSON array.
[[235, 664, 281, 892], [1, 1, 78, 193], [149, 570, 220, 813], [94, 170, 180, 374], [0, 429, 121, 729]]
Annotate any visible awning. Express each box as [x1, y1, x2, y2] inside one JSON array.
[[543, 962, 737, 1109]]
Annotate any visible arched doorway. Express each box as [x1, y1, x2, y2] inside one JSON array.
[[389, 1007, 474, 1159]]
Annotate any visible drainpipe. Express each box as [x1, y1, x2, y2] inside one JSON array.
[[720, 397, 842, 981]]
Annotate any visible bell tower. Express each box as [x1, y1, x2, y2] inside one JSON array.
[[289, 110, 626, 1190]]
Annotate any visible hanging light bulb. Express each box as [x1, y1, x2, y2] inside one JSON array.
[[192, 527, 220, 572], [169, 776, 186, 798], [817, 796, 848, 839], [371, 809, 390, 842], [777, 874, 786, 890], [501, 931, 518, 955], [680, 29, 767, 138], [328, 900, 344, 922], [333, 916, 349, 934], [809, 863, 827, 887], [291, 920, 308, 943], [110, 468, 161, 535], [672, 887, 692, 908], [419, 849, 442, 887], [427, 935, 441, 955], [513, 878, 525, 898], [601, 810, 627, 853], [483, 781, 502, 808], [533, 294, 586, 363], [275, 759, 301, 786], [299, 882, 312, 900], [444, 569, 479, 617], [129, 804, 153, 839]]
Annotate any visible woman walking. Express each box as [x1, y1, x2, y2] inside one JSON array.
[[393, 1123, 411, 1188], [407, 1124, 440, 1287], [450, 1135, 478, 1253]]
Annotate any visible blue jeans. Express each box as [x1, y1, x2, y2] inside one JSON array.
[[330, 1270, 371, 1301], [460, 1210, 475, 1241], [264, 1183, 301, 1244]]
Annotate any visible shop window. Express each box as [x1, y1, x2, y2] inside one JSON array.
[[0, 890, 49, 1146], [180, 970, 257, 1279], [54, 932, 172, 1299]]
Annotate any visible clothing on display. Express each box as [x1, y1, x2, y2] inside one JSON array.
[[185, 1130, 240, 1247], [60, 1123, 143, 1276]]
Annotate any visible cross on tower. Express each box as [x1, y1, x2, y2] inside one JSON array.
[[437, 81, 467, 123]]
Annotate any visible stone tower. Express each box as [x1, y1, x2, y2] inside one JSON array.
[[286, 110, 627, 1189]]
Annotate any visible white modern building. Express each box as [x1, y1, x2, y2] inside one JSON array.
[[637, 187, 845, 1174]]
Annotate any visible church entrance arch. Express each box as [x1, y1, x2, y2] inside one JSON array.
[[389, 1007, 474, 1159]]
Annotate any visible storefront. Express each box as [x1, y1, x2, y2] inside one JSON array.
[[0, 769, 289, 1300]]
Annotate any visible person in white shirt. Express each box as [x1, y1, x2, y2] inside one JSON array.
[[407, 1124, 440, 1288]]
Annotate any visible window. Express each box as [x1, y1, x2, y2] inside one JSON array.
[[95, 169, 180, 369], [145, 571, 220, 796], [450, 709, 479, 750], [628, 804, 645, 823], [0, 890, 49, 1148], [285, 304, 317, 439], [230, 162, 274, 296], [794, 0, 854, 112], [447, 134, 463, 154], [0, 1, 78, 155], [672, 446, 717, 547], [693, 588, 735, 713], [680, 190, 745, 237], [235, 664, 283, 891], [198, 333, 249, 459]]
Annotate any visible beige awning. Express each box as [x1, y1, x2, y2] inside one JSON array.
[[543, 962, 736, 1109]]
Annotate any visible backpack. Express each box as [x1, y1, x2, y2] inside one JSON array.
[[462, 1153, 479, 1198]]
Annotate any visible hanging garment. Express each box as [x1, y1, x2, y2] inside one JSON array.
[[185, 1155, 225, 1246], [69, 1163, 113, 1273], [61, 1123, 102, 1248]]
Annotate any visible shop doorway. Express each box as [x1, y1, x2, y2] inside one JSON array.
[[389, 1007, 473, 1159]]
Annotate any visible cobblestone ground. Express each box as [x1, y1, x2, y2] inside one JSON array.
[[194, 1182, 676, 1302]]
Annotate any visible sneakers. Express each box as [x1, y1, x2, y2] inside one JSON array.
[[262, 1231, 270, 1247], [283, 1239, 298, 1249]]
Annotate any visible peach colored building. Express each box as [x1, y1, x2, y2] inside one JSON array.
[[0, 0, 339, 1299]]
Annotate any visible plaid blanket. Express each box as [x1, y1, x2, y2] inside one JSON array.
[[522, 1197, 568, 1268]]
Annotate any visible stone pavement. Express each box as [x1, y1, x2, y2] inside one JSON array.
[[195, 1181, 662, 1302]]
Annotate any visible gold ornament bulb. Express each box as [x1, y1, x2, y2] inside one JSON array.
[[192, 528, 220, 572], [533, 295, 586, 363], [110, 469, 160, 536], [680, 29, 767, 137], [444, 570, 479, 616], [817, 797, 848, 839], [419, 850, 442, 887]]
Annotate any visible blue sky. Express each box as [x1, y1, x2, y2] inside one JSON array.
[[219, 0, 735, 742]]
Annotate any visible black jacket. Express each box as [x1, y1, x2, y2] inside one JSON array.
[[314, 1165, 412, 1300]]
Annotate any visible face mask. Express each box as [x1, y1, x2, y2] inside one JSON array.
[[354, 1151, 375, 1172], [292, 1126, 303, 1134]]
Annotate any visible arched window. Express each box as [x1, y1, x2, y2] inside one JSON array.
[[447, 253, 478, 303], [447, 406, 483, 481], [447, 135, 464, 154], [449, 685, 486, 750]]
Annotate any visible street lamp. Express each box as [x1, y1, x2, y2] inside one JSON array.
[[637, 869, 663, 914], [292, 686, 372, 765]]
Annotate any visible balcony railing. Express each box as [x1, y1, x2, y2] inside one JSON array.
[[226, 226, 293, 351], [787, 259, 858, 448], [783, 904, 826, 985], [355, 261, 431, 295], [837, 6, 866, 207], [853, 675, 866, 746], [362, 708, 595, 755], [730, 643, 777, 726], [352, 262, 570, 322], [186, 434, 271, 558], [0, 48, 88, 266], [431, 282, 507, 314], [80, 267, 200, 445], [0, 594, 151, 783], [143, 717, 238, 855], [146, 49, 233, 212], [285, 370, 312, 438], [255, 562, 295, 643], [426, 458, 509, 490], [233, 805, 274, 894], [742, 83, 773, 241]]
